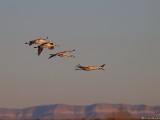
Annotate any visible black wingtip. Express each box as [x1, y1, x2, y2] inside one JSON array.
[[101, 64, 105, 67]]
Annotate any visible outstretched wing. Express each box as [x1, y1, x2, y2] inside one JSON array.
[[38, 47, 43, 56], [29, 40, 35, 46], [48, 53, 57, 59]]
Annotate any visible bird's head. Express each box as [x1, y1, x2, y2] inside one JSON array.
[[45, 37, 48, 40]]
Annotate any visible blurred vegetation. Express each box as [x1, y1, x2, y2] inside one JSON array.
[[0, 118, 142, 120], [0, 117, 150, 120], [0, 109, 148, 120]]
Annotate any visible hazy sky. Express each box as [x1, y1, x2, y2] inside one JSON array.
[[0, 0, 160, 108]]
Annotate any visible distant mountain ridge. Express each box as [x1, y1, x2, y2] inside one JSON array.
[[0, 103, 160, 119]]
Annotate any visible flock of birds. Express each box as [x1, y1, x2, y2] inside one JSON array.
[[25, 37, 105, 71]]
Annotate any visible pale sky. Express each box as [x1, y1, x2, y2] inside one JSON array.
[[0, 0, 160, 108]]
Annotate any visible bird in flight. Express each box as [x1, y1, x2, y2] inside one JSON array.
[[75, 64, 105, 71], [34, 41, 59, 56], [25, 37, 48, 46], [48, 49, 75, 59]]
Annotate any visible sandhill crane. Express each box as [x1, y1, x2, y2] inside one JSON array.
[[48, 49, 75, 59], [34, 41, 59, 56], [25, 37, 48, 46], [75, 64, 105, 71]]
